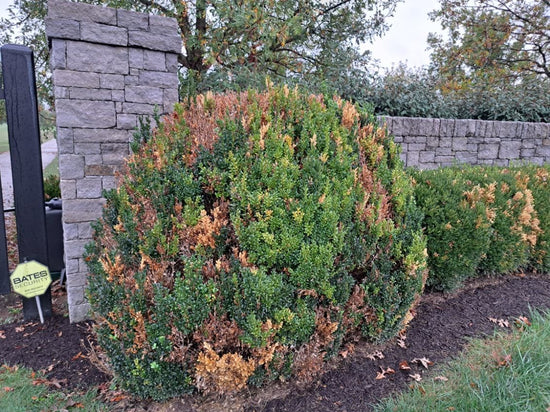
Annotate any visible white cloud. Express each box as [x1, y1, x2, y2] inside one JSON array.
[[368, 0, 442, 69]]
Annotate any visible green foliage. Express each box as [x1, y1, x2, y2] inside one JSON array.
[[413, 165, 550, 291], [358, 65, 550, 122], [86, 87, 427, 398], [360, 65, 457, 119], [375, 309, 550, 412], [411, 168, 492, 290], [429, 0, 550, 84], [43, 174, 61, 201], [0, 101, 5, 124], [1, 0, 401, 106], [424, 0, 550, 123], [522, 166, 550, 273]]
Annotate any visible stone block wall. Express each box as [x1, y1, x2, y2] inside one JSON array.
[[46, 0, 181, 322], [380, 116, 550, 169]]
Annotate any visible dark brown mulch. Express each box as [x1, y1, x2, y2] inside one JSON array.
[[253, 274, 550, 412], [0, 274, 548, 411], [0, 314, 109, 390]]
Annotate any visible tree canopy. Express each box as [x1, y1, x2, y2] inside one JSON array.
[[428, 0, 549, 93], [0, 0, 402, 104]]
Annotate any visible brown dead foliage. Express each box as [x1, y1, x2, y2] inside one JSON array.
[[194, 313, 243, 354], [190, 200, 229, 251], [127, 308, 148, 355], [162, 91, 272, 167], [511, 189, 540, 247], [355, 126, 394, 225], [292, 310, 339, 384], [250, 319, 283, 369], [342, 285, 377, 341], [100, 254, 126, 286], [167, 326, 192, 364], [341, 100, 360, 130], [195, 343, 256, 394], [193, 316, 287, 393]]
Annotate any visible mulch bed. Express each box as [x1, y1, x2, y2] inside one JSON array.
[[0, 274, 548, 411]]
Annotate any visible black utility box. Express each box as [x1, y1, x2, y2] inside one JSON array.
[[45, 198, 64, 273]]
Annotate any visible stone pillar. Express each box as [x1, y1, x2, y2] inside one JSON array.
[[46, 0, 181, 322]]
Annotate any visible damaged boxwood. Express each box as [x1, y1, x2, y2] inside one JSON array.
[[85, 86, 427, 399]]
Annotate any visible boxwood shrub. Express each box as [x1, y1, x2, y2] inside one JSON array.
[[85, 87, 427, 399], [413, 165, 549, 291]]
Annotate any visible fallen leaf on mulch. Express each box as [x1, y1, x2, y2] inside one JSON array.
[[409, 373, 422, 381], [397, 333, 407, 348], [15, 326, 25, 333], [412, 357, 434, 369], [0, 331, 5, 339], [72, 352, 86, 361], [375, 366, 395, 380], [488, 317, 509, 328], [399, 360, 411, 370], [39, 364, 55, 374], [3, 386, 14, 392], [434, 376, 449, 382], [339, 343, 355, 359], [366, 350, 385, 361]]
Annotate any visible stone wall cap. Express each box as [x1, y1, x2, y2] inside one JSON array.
[[48, 0, 116, 25]]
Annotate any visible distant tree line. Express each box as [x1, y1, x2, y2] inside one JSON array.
[[0, 0, 547, 122]]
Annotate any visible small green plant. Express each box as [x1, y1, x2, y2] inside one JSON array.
[[375, 310, 550, 412], [86, 86, 427, 399], [43, 174, 60, 201]]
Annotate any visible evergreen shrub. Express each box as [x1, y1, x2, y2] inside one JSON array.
[[413, 165, 549, 291], [522, 165, 550, 273], [85, 86, 427, 399]]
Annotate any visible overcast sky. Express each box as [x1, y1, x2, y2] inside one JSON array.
[[0, 0, 442, 68], [0, 0, 9, 19], [369, 0, 442, 68]]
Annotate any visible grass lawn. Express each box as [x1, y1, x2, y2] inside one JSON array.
[[375, 309, 550, 412], [43, 155, 59, 178], [0, 123, 56, 154], [0, 124, 9, 153], [0, 365, 107, 411]]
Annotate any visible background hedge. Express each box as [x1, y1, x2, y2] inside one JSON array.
[[413, 165, 549, 291]]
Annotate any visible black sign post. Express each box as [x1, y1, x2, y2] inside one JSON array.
[[0, 44, 52, 320], [0, 182, 9, 295]]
